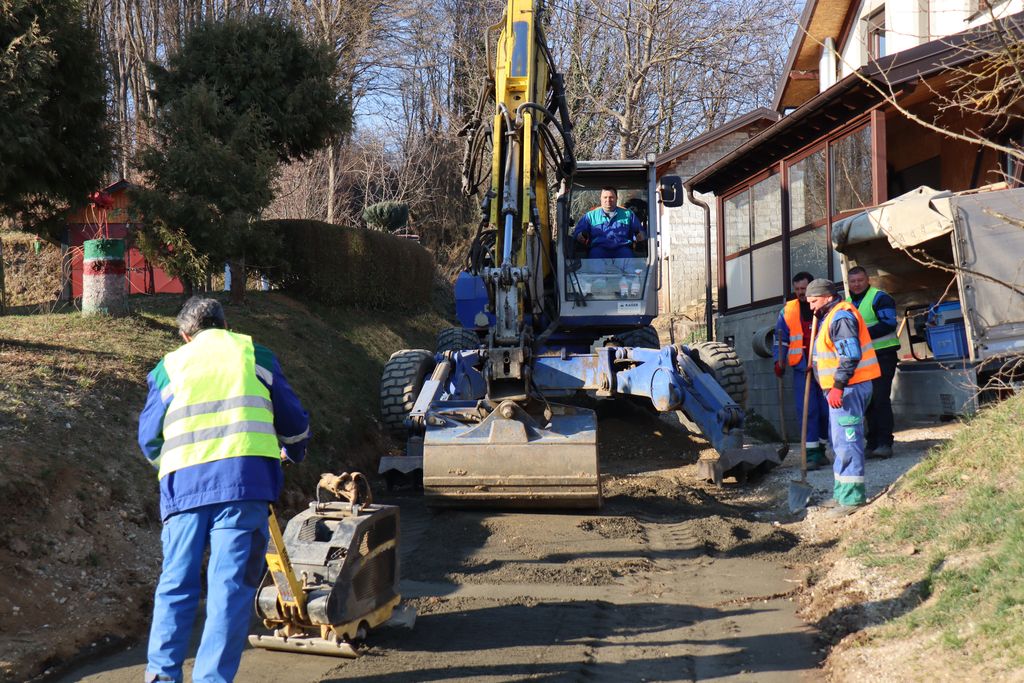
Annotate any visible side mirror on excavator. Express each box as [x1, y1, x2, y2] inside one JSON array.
[[659, 175, 684, 208]]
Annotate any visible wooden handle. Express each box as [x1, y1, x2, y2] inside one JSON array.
[[800, 314, 819, 480]]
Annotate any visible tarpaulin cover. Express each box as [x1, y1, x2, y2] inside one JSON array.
[[832, 186, 956, 253]]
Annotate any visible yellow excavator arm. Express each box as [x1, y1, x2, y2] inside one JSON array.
[[462, 0, 575, 343]]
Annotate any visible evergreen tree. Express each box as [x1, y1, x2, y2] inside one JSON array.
[[0, 0, 110, 238], [134, 15, 350, 298]]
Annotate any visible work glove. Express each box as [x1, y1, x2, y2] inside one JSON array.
[[773, 361, 784, 378], [826, 387, 844, 409]]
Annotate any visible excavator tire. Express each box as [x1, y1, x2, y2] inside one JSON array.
[[617, 325, 661, 349], [688, 341, 748, 408], [436, 326, 482, 354], [380, 349, 435, 439]]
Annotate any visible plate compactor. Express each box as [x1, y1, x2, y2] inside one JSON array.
[[248, 473, 401, 657]]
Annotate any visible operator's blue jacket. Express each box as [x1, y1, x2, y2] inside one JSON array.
[[574, 207, 644, 258], [138, 340, 310, 520]]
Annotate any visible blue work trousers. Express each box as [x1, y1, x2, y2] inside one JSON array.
[[827, 381, 872, 506], [146, 500, 269, 683], [588, 245, 634, 259], [793, 367, 829, 446]]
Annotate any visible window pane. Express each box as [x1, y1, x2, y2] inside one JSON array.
[[752, 242, 783, 300], [752, 174, 782, 244], [788, 150, 827, 229], [831, 125, 873, 214], [724, 192, 750, 255], [567, 257, 651, 301], [789, 226, 829, 282], [725, 254, 751, 308]]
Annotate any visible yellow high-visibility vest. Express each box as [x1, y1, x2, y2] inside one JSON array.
[[847, 286, 900, 350], [157, 329, 279, 479]]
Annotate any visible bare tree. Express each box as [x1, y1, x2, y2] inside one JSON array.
[[549, 0, 794, 158]]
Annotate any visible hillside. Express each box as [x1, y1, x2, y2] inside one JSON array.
[[802, 392, 1024, 680], [0, 293, 447, 681]]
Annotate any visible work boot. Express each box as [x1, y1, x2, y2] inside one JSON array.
[[868, 445, 893, 460], [825, 503, 863, 519], [805, 445, 827, 471]]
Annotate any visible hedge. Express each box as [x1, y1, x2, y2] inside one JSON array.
[[260, 219, 434, 309]]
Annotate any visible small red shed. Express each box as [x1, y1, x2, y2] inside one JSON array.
[[64, 179, 182, 297]]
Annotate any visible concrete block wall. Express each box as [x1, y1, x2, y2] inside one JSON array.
[[661, 131, 753, 316]]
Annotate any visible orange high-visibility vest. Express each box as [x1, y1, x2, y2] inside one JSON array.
[[782, 299, 805, 366], [813, 301, 882, 389]]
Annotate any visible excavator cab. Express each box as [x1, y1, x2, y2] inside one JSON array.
[[555, 159, 683, 350]]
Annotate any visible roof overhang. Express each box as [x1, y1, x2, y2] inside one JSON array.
[[773, 0, 857, 112], [654, 108, 780, 175]]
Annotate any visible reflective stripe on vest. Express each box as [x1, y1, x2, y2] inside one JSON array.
[[847, 286, 900, 350], [782, 299, 805, 366], [813, 301, 882, 389], [157, 329, 279, 479]]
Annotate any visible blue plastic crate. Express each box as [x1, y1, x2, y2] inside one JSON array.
[[926, 322, 968, 360], [927, 301, 963, 326]]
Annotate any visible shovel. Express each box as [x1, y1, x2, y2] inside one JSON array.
[[775, 373, 790, 460], [788, 314, 818, 513]]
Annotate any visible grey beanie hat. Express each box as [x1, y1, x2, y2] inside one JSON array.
[[805, 278, 836, 298]]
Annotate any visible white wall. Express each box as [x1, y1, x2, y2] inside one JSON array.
[[835, 0, 1018, 79]]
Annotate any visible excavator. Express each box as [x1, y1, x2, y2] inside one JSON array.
[[246, 1, 776, 661], [379, 0, 779, 507]]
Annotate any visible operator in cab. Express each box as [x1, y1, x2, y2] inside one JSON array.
[[574, 186, 646, 259]]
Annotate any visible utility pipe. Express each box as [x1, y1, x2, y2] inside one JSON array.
[[686, 186, 714, 342]]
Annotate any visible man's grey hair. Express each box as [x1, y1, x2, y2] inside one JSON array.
[[176, 297, 226, 337]]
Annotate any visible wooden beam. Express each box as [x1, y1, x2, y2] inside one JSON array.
[[871, 108, 887, 204], [789, 70, 819, 80]]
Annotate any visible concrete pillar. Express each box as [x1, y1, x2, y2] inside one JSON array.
[[82, 238, 127, 316]]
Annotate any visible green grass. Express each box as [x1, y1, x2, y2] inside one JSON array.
[[0, 291, 448, 510], [847, 392, 1024, 665]]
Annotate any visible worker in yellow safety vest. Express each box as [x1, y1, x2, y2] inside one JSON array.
[[805, 278, 881, 517], [773, 271, 828, 469], [846, 266, 900, 459], [138, 297, 310, 683]]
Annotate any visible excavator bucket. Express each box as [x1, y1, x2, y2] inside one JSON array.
[[422, 401, 601, 508]]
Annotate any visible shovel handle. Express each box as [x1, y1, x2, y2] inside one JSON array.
[[799, 314, 819, 480], [775, 374, 788, 444]]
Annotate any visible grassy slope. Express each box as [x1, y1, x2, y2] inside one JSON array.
[[0, 292, 445, 680], [836, 393, 1024, 673]]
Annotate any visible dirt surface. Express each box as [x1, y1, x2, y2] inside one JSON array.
[[34, 405, 961, 682], [45, 406, 833, 682]]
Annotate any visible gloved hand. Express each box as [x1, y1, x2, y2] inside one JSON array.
[[576, 232, 590, 246], [827, 387, 844, 408], [773, 361, 784, 378]]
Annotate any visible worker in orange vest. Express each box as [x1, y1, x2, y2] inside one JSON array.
[[773, 271, 828, 469], [805, 278, 881, 517]]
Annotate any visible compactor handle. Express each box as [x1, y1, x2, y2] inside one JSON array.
[[317, 471, 373, 507]]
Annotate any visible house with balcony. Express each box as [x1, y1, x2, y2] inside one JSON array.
[[683, 1, 1024, 429]]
